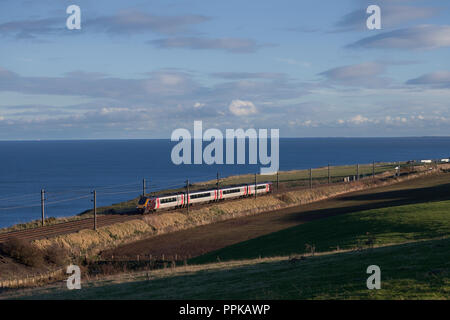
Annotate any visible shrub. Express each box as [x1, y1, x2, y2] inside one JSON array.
[[44, 244, 70, 266], [0, 238, 44, 267], [277, 193, 295, 204]]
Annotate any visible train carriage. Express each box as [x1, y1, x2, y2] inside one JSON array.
[[188, 190, 216, 204], [248, 183, 271, 196], [220, 185, 247, 200]]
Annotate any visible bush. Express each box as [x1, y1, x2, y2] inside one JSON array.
[[0, 238, 44, 267], [277, 193, 295, 204], [44, 244, 70, 266]]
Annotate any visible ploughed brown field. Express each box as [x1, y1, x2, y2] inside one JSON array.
[[101, 172, 450, 260]]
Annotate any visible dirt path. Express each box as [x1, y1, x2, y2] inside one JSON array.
[[101, 172, 450, 260]]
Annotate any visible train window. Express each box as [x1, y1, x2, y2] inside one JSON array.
[[191, 192, 211, 199], [223, 188, 241, 194], [161, 197, 176, 204], [257, 185, 266, 190], [138, 197, 147, 205]]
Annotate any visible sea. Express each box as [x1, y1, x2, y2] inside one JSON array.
[[0, 137, 449, 228]]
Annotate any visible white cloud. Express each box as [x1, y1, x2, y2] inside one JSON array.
[[348, 25, 450, 50], [149, 37, 272, 53], [349, 115, 369, 124], [0, 11, 210, 39], [320, 62, 384, 80], [407, 71, 450, 87], [319, 62, 391, 87], [228, 100, 257, 116], [99, 107, 130, 115], [91, 10, 210, 35], [194, 102, 205, 108], [275, 58, 311, 67]]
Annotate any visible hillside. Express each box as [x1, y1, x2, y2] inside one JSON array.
[[3, 180, 449, 299], [5, 237, 449, 300]]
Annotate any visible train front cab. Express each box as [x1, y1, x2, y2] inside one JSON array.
[[137, 196, 157, 213]]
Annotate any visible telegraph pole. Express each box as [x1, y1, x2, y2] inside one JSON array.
[[276, 171, 279, 191], [216, 172, 220, 202], [142, 178, 146, 197], [254, 173, 257, 199], [92, 190, 97, 231], [41, 189, 45, 227], [186, 179, 190, 213]]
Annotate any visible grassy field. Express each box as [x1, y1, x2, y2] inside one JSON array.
[[5, 237, 449, 300], [3, 179, 449, 300], [190, 199, 450, 264]]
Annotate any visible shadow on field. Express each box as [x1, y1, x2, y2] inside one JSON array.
[[340, 182, 450, 204], [285, 182, 450, 224]]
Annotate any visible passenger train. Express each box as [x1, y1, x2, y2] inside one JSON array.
[[137, 182, 273, 213]]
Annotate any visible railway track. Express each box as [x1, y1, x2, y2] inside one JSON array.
[[0, 213, 141, 243], [0, 190, 281, 244]]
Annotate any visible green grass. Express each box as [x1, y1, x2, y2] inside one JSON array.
[[190, 200, 450, 264], [7, 238, 449, 300]]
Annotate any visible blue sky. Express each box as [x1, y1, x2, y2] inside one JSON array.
[[1, 0, 450, 139]]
